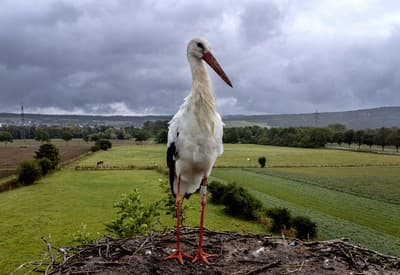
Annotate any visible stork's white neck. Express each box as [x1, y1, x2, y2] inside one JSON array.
[[188, 55, 216, 110], [186, 55, 217, 132]]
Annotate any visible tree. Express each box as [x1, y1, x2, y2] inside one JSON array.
[[363, 130, 375, 149], [375, 127, 389, 151], [17, 160, 42, 185], [223, 128, 239, 143], [35, 129, 50, 143], [343, 130, 354, 147], [331, 131, 344, 145], [0, 131, 13, 145], [354, 130, 365, 149], [61, 129, 73, 144], [35, 143, 60, 169], [327, 123, 346, 133], [155, 129, 168, 144], [387, 128, 400, 152], [258, 157, 266, 168], [95, 139, 112, 150], [134, 130, 150, 142]]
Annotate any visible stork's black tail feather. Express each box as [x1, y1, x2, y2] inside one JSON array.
[[167, 142, 177, 197]]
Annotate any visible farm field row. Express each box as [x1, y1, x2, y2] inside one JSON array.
[[0, 169, 266, 274], [252, 167, 400, 204], [211, 168, 400, 256]]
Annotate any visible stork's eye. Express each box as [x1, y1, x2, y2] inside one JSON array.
[[196, 42, 204, 50]]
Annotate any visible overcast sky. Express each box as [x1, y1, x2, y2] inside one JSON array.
[[1, 0, 400, 115]]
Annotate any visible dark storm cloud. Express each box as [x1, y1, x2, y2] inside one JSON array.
[[0, 0, 399, 115]]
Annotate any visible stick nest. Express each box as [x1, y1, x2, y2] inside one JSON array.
[[19, 228, 400, 274]]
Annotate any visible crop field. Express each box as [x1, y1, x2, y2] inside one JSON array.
[[1, 143, 399, 273], [0, 139, 136, 182], [0, 139, 91, 181]]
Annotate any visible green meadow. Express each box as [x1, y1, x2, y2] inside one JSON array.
[[1, 143, 400, 273]]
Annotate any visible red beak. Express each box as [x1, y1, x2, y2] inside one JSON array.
[[202, 51, 233, 87]]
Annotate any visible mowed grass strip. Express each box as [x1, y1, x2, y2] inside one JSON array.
[[254, 167, 400, 204], [211, 169, 400, 238], [0, 169, 265, 274]]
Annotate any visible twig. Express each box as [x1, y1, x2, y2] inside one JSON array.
[[128, 237, 149, 262], [245, 260, 281, 275]]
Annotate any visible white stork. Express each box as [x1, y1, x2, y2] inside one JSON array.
[[165, 38, 232, 265]]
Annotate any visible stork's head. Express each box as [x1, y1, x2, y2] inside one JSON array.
[[187, 38, 233, 87]]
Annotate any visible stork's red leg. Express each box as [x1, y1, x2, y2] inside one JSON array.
[[165, 175, 192, 264], [193, 176, 217, 264]]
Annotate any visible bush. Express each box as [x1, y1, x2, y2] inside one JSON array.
[[105, 189, 161, 237], [95, 139, 112, 151], [91, 145, 100, 152], [38, 157, 53, 175], [291, 216, 317, 240], [35, 143, 60, 169], [208, 181, 227, 204], [223, 183, 263, 219], [266, 207, 292, 233], [17, 160, 42, 185], [258, 157, 266, 168]]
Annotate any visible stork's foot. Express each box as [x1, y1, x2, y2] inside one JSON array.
[[192, 248, 217, 264], [165, 249, 192, 265]]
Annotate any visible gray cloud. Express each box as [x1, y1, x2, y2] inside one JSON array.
[[0, 0, 399, 115]]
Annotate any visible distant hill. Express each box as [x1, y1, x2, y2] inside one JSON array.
[[225, 106, 400, 130], [0, 106, 399, 129]]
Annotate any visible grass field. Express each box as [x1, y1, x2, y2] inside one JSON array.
[[78, 144, 400, 168], [1, 143, 400, 273]]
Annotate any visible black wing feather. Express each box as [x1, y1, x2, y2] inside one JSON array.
[[167, 142, 177, 197]]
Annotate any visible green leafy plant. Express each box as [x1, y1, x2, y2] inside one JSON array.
[[208, 181, 227, 204], [38, 157, 53, 175], [222, 183, 263, 219], [17, 160, 42, 185], [72, 224, 100, 245], [266, 207, 292, 233], [291, 216, 317, 240], [105, 189, 161, 237], [159, 179, 189, 226]]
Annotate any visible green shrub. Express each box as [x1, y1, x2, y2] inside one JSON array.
[[258, 157, 266, 168], [105, 189, 161, 237], [95, 139, 112, 151], [17, 160, 42, 185], [159, 180, 189, 226], [91, 145, 100, 152], [208, 181, 227, 204], [266, 207, 292, 233], [291, 216, 317, 240], [38, 157, 53, 175], [35, 143, 60, 169], [223, 183, 263, 220]]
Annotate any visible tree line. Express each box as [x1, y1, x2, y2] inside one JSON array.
[[1, 121, 399, 151]]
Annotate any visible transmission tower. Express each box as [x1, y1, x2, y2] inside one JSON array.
[[21, 105, 25, 139]]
